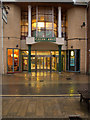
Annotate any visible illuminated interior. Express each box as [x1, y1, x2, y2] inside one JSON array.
[[7, 49, 19, 72], [8, 49, 13, 72], [14, 49, 19, 71], [20, 7, 67, 40], [22, 51, 66, 71], [32, 6, 58, 38]]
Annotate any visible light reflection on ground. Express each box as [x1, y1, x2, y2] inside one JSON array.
[[2, 72, 89, 95]]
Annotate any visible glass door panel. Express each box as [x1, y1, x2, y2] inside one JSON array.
[[22, 57, 28, 71], [57, 57, 59, 71], [52, 57, 57, 71], [31, 57, 35, 70], [37, 57, 40, 70], [44, 57, 46, 69], [40, 57, 43, 69], [69, 50, 75, 71], [14, 49, 19, 71], [7, 49, 13, 72], [61, 55, 65, 71], [47, 57, 50, 70]]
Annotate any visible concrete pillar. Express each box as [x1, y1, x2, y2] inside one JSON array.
[[58, 45, 62, 73], [58, 7, 62, 38], [28, 45, 31, 73], [28, 5, 31, 37]]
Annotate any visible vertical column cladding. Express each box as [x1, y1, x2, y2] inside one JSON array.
[[58, 7, 62, 38], [28, 5, 31, 37]]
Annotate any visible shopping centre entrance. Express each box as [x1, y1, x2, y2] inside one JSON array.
[[31, 56, 58, 71], [22, 51, 66, 72]]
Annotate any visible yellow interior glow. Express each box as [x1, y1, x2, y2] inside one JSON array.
[[32, 22, 57, 30], [11, 54, 18, 58], [38, 22, 44, 29]]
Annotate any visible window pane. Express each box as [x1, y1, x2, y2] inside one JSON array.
[[46, 30, 52, 37], [8, 49, 13, 72], [37, 31, 45, 37], [22, 26, 25, 32], [45, 15, 52, 22], [25, 26, 28, 32], [21, 11, 28, 40], [46, 22, 52, 30], [32, 30, 36, 37], [38, 15, 44, 21], [32, 23, 36, 30], [22, 51, 29, 55], [37, 22, 45, 29], [31, 51, 35, 55], [14, 49, 19, 71], [32, 7, 58, 38]]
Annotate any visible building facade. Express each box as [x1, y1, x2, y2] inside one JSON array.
[[0, 0, 88, 74], [87, 1, 90, 74]]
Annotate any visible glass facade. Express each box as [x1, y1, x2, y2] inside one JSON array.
[[32, 6, 58, 38], [20, 6, 67, 40], [7, 49, 20, 73], [61, 14, 67, 40], [22, 51, 66, 72], [21, 11, 28, 40]]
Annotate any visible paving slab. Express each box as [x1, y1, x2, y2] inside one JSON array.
[[2, 97, 89, 119]]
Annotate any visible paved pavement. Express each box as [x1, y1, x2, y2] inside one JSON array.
[[2, 97, 89, 118], [2, 72, 89, 95], [1, 72, 90, 119]]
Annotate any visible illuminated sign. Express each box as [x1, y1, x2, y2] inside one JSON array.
[[71, 51, 74, 56]]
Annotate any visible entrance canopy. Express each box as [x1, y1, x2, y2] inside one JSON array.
[[31, 42, 59, 51]]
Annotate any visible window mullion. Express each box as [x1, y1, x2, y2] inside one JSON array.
[[36, 6, 38, 37], [52, 7, 54, 37]]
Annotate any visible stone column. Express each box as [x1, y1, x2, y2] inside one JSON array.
[[28, 5, 31, 37], [28, 45, 31, 73], [58, 45, 62, 73], [58, 7, 62, 38]]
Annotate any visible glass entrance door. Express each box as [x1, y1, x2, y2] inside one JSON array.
[[37, 57, 44, 70], [22, 57, 28, 71], [36, 56, 51, 71], [31, 57, 35, 70], [52, 57, 57, 71], [47, 57, 50, 70], [40, 57, 44, 70], [44, 57, 47, 70]]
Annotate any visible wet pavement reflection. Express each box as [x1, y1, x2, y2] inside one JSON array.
[[2, 72, 89, 95]]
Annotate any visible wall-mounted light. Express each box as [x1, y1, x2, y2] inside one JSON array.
[[4, 6, 10, 10], [3, 6, 10, 15], [81, 22, 85, 28], [6, 6, 10, 10], [16, 45, 18, 48], [71, 46, 73, 48], [8, 37, 10, 40]]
